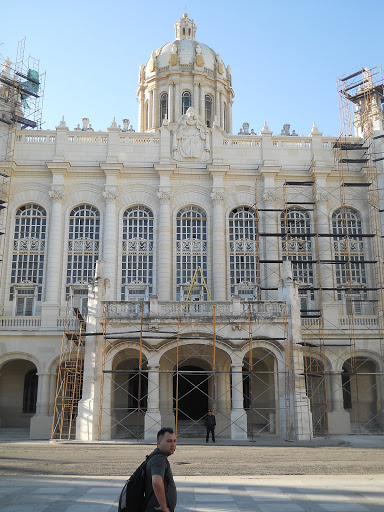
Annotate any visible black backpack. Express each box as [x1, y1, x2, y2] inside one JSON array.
[[118, 454, 154, 512]]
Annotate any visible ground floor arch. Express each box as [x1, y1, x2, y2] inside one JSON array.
[[110, 350, 148, 439], [0, 358, 38, 428], [342, 356, 382, 432], [242, 347, 278, 436]]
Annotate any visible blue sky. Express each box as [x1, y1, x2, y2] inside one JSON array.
[[1, 0, 383, 136]]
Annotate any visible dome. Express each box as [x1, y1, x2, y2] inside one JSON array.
[[137, 14, 234, 134], [144, 14, 228, 80]]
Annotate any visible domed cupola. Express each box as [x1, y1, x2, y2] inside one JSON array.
[[136, 14, 234, 133], [175, 12, 197, 40]]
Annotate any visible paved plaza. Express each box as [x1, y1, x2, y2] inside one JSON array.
[[0, 474, 384, 512]]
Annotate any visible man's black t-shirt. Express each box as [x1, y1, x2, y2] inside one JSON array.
[[145, 448, 177, 512]]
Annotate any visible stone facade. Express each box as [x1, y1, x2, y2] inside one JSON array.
[[0, 15, 383, 441]]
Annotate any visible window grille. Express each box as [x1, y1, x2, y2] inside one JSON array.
[[332, 208, 366, 306], [122, 205, 153, 300], [66, 205, 100, 302], [176, 206, 207, 300], [205, 95, 213, 128], [229, 207, 257, 297], [281, 209, 315, 309], [160, 93, 168, 125], [182, 91, 192, 115], [11, 204, 46, 303]]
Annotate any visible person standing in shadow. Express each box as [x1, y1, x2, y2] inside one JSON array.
[[205, 410, 216, 443]]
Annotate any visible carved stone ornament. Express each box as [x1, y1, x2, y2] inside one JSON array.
[[157, 190, 172, 204], [172, 107, 210, 161], [103, 188, 119, 202], [312, 190, 329, 203], [211, 191, 225, 205], [49, 187, 65, 202], [263, 188, 278, 203]]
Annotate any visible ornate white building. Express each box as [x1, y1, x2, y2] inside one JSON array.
[[0, 15, 383, 441]]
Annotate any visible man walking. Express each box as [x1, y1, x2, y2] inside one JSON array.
[[145, 427, 177, 512], [205, 409, 216, 443]]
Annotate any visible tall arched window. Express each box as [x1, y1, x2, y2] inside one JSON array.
[[11, 204, 46, 315], [122, 206, 153, 300], [176, 206, 207, 300], [229, 207, 257, 298], [332, 207, 366, 314], [205, 95, 213, 128], [160, 93, 168, 125], [281, 208, 314, 315], [182, 91, 192, 115], [223, 102, 227, 132], [144, 100, 149, 130], [67, 205, 100, 312]]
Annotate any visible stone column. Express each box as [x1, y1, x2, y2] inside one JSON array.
[[230, 363, 248, 440], [168, 83, 174, 124], [30, 372, 53, 439], [138, 90, 145, 132], [263, 188, 279, 300], [215, 90, 220, 126], [327, 369, 351, 434], [76, 261, 106, 440], [41, 184, 65, 327], [220, 92, 224, 130], [103, 188, 118, 300], [193, 81, 200, 114], [278, 262, 313, 441], [148, 89, 153, 130], [45, 187, 65, 303], [200, 85, 205, 120], [157, 188, 172, 300], [152, 87, 158, 129], [211, 190, 226, 300], [313, 183, 335, 327], [144, 365, 162, 441], [228, 100, 233, 134], [174, 82, 180, 120]]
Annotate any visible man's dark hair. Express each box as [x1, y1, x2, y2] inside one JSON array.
[[157, 427, 174, 441]]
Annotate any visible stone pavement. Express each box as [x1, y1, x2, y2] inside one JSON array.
[[0, 474, 383, 512]]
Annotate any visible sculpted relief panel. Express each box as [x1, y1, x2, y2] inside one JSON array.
[[172, 107, 211, 162]]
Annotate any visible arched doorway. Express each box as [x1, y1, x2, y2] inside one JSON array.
[[342, 357, 379, 432], [111, 356, 148, 439], [243, 348, 277, 437], [304, 356, 328, 434], [0, 359, 38, 429], [173, 365, 208, 421]]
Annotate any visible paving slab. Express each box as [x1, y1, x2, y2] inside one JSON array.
[[0, 475, 383, 512]]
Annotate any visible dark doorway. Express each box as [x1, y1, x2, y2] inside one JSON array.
[[173, 365, 208, 420]]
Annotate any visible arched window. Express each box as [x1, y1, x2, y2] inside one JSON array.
[[332, 207, 366, 313], [11, 204, 46, 314], [144, 100, 149, 130], [281, 208, 314, 314], [223, 103, 227, 132], [122, 205, 153, 300], [67, 205, 100, 312], [229, 207, 257, 297], [176, 206, 207, 300], [205, 95, 213, 128], [160, 93, 168, 125], [182, 91, 192, 115]]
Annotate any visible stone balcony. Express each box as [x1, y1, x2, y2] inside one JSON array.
[[103, 298, 287, 321]]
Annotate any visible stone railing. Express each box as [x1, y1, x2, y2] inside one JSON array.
[[104, 299, 286, 320], [272, 138, 311, 148], [0, 317, 41, 328], [339, 316, 378, 328]]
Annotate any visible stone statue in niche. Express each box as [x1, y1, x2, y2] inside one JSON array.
[[172, 107, 210, 161]]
